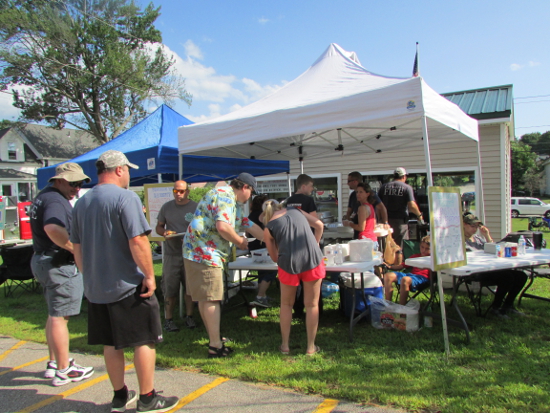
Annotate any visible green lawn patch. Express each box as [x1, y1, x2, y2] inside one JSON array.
[[2, 249, 550, 412]]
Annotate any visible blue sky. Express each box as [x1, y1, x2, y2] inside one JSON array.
[[2, 0, 549, 137]]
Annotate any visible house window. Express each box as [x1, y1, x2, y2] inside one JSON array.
[[7, 142, 17, 160]]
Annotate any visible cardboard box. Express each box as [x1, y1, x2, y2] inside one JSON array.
[[379, 311, 419, 332]]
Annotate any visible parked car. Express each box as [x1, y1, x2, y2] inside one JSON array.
[[461, 192, 475, 202], [510, 197, 550, 218]]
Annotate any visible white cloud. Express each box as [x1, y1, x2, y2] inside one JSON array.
[[0, 87, 25, 120], [510, 61, 541, 71], [183, 40, 203, 60], [160, 41, 285, 119], [258, 17, 269, 24]]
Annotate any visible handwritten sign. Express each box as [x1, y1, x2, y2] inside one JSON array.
[[428, 187, 467, 270], [144, 183, 174, 241]]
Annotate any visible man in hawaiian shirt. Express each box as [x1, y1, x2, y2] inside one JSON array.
[[183, 173, 264, 358]]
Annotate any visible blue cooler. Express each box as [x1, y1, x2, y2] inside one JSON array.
[[339, 272, 383, 318]]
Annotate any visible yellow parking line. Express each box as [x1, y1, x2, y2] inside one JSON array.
[[312, 398, 339, 413], [17, 363, 135, 413], [0, 356, 49, 377], [166, 377, 229, 412], [0, 341, 27, 362]]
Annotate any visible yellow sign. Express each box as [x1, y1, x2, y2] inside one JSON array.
[[144, 183, 175, 242], [428, 186, 467, 271]]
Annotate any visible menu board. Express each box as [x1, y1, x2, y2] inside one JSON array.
[[144, 183, 174, 241], [428, 187, 467, 270]]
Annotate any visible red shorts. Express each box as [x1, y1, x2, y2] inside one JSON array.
[[278, 263, 326, 286]]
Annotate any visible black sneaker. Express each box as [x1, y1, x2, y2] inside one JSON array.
[[185, 316, 196, 329], [163, 319, 180, 333], [504, 307, 527, 317], [137, 391, 179, 412], [488, 307, 509, 319], [111, 390, 138, 412]]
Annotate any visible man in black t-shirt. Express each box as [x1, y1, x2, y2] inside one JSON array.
[[378, 167, 422, 247], [285, 174, 318, 217], [29, 163, 94, 386]]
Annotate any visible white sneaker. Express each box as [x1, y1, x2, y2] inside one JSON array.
[[52, 360, 94, 386], [44, 360, 57, 378]]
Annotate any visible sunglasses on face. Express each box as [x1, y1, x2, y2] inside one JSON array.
[[68, 181, 85, 188], [173, 189, 188, 194]]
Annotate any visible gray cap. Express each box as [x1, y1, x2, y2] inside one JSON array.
[[394, 167, 408, 177], [49, 162, 91, 183], [236, 172, 257, 193], [96, 150, 138, 169]]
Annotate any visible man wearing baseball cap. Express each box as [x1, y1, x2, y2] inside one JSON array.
[[378, 167, 423, 247], [30, 162, 94, 386], [71, 150, 178, 412], [183, 172, 264, 358], [462, 212, 527, 318]]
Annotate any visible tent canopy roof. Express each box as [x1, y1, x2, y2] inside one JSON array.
[[178, 44, 478, 161], [37, 104, 288, 188]]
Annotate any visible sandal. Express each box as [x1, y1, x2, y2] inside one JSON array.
[[279, 345, 290, 355], [306, 345, 321, 356], [208, 344, 234, 358]]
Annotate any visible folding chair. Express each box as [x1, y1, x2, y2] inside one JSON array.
[[1, 245, 38, 298], [386, 240, 438, 310]]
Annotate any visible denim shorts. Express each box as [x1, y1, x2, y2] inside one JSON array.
[[31, 253, 83, 317], [394, 272, 428, 291]]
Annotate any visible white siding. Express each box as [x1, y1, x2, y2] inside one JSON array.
[[265, 123, 510, 238]]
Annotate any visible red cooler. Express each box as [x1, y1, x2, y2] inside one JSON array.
[[18, 201, 32, 240]]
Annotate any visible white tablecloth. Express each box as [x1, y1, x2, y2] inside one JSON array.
[[229, 256, 382, 273], [405, 249, 550, 277]]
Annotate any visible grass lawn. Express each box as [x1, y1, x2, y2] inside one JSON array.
[[2, 228, 550, 413]]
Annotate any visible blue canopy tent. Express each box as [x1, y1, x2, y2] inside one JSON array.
[[37, 104, 289, 188]]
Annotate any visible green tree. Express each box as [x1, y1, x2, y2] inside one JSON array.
[[522, 167, 544, 196], [511, 139, 538, 191], [189, 184, 214, 203], [0, 0, 191, 144], [520, 131, 550, 156]]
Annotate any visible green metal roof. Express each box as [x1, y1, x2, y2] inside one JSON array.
[[442, 85, 513, 120]]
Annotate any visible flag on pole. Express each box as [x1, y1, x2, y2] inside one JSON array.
[[412, 42, 419, 77]]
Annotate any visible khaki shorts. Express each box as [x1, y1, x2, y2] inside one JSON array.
[[161, 254, 186, 298], [183, 259, 224, 301]]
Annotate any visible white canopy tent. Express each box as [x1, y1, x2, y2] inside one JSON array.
[[178, 44, 483, 353], [178, 43, 479, 189]]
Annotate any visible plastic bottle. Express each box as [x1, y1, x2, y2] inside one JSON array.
[[518, 235, 526, 256], [334, 244, 344, 265]]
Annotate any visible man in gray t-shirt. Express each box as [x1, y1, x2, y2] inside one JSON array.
[[71, 150, 178, 412], [155, 180, 197, 332]]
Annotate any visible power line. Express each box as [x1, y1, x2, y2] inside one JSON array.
[[515, 100, 550, 105], [514, 94, 550, 100]]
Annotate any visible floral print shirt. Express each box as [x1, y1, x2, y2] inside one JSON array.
[[183, 186, 252, 267]]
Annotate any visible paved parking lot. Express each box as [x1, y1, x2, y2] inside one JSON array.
[[0, 336, 408, 413]]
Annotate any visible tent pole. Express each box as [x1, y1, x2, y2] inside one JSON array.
[[476, 140, 485, 224], [422, 115, 450, 356], [422, 115, 433, 186], [179, 153, 183, 180], [287, 172, 292, 196]]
